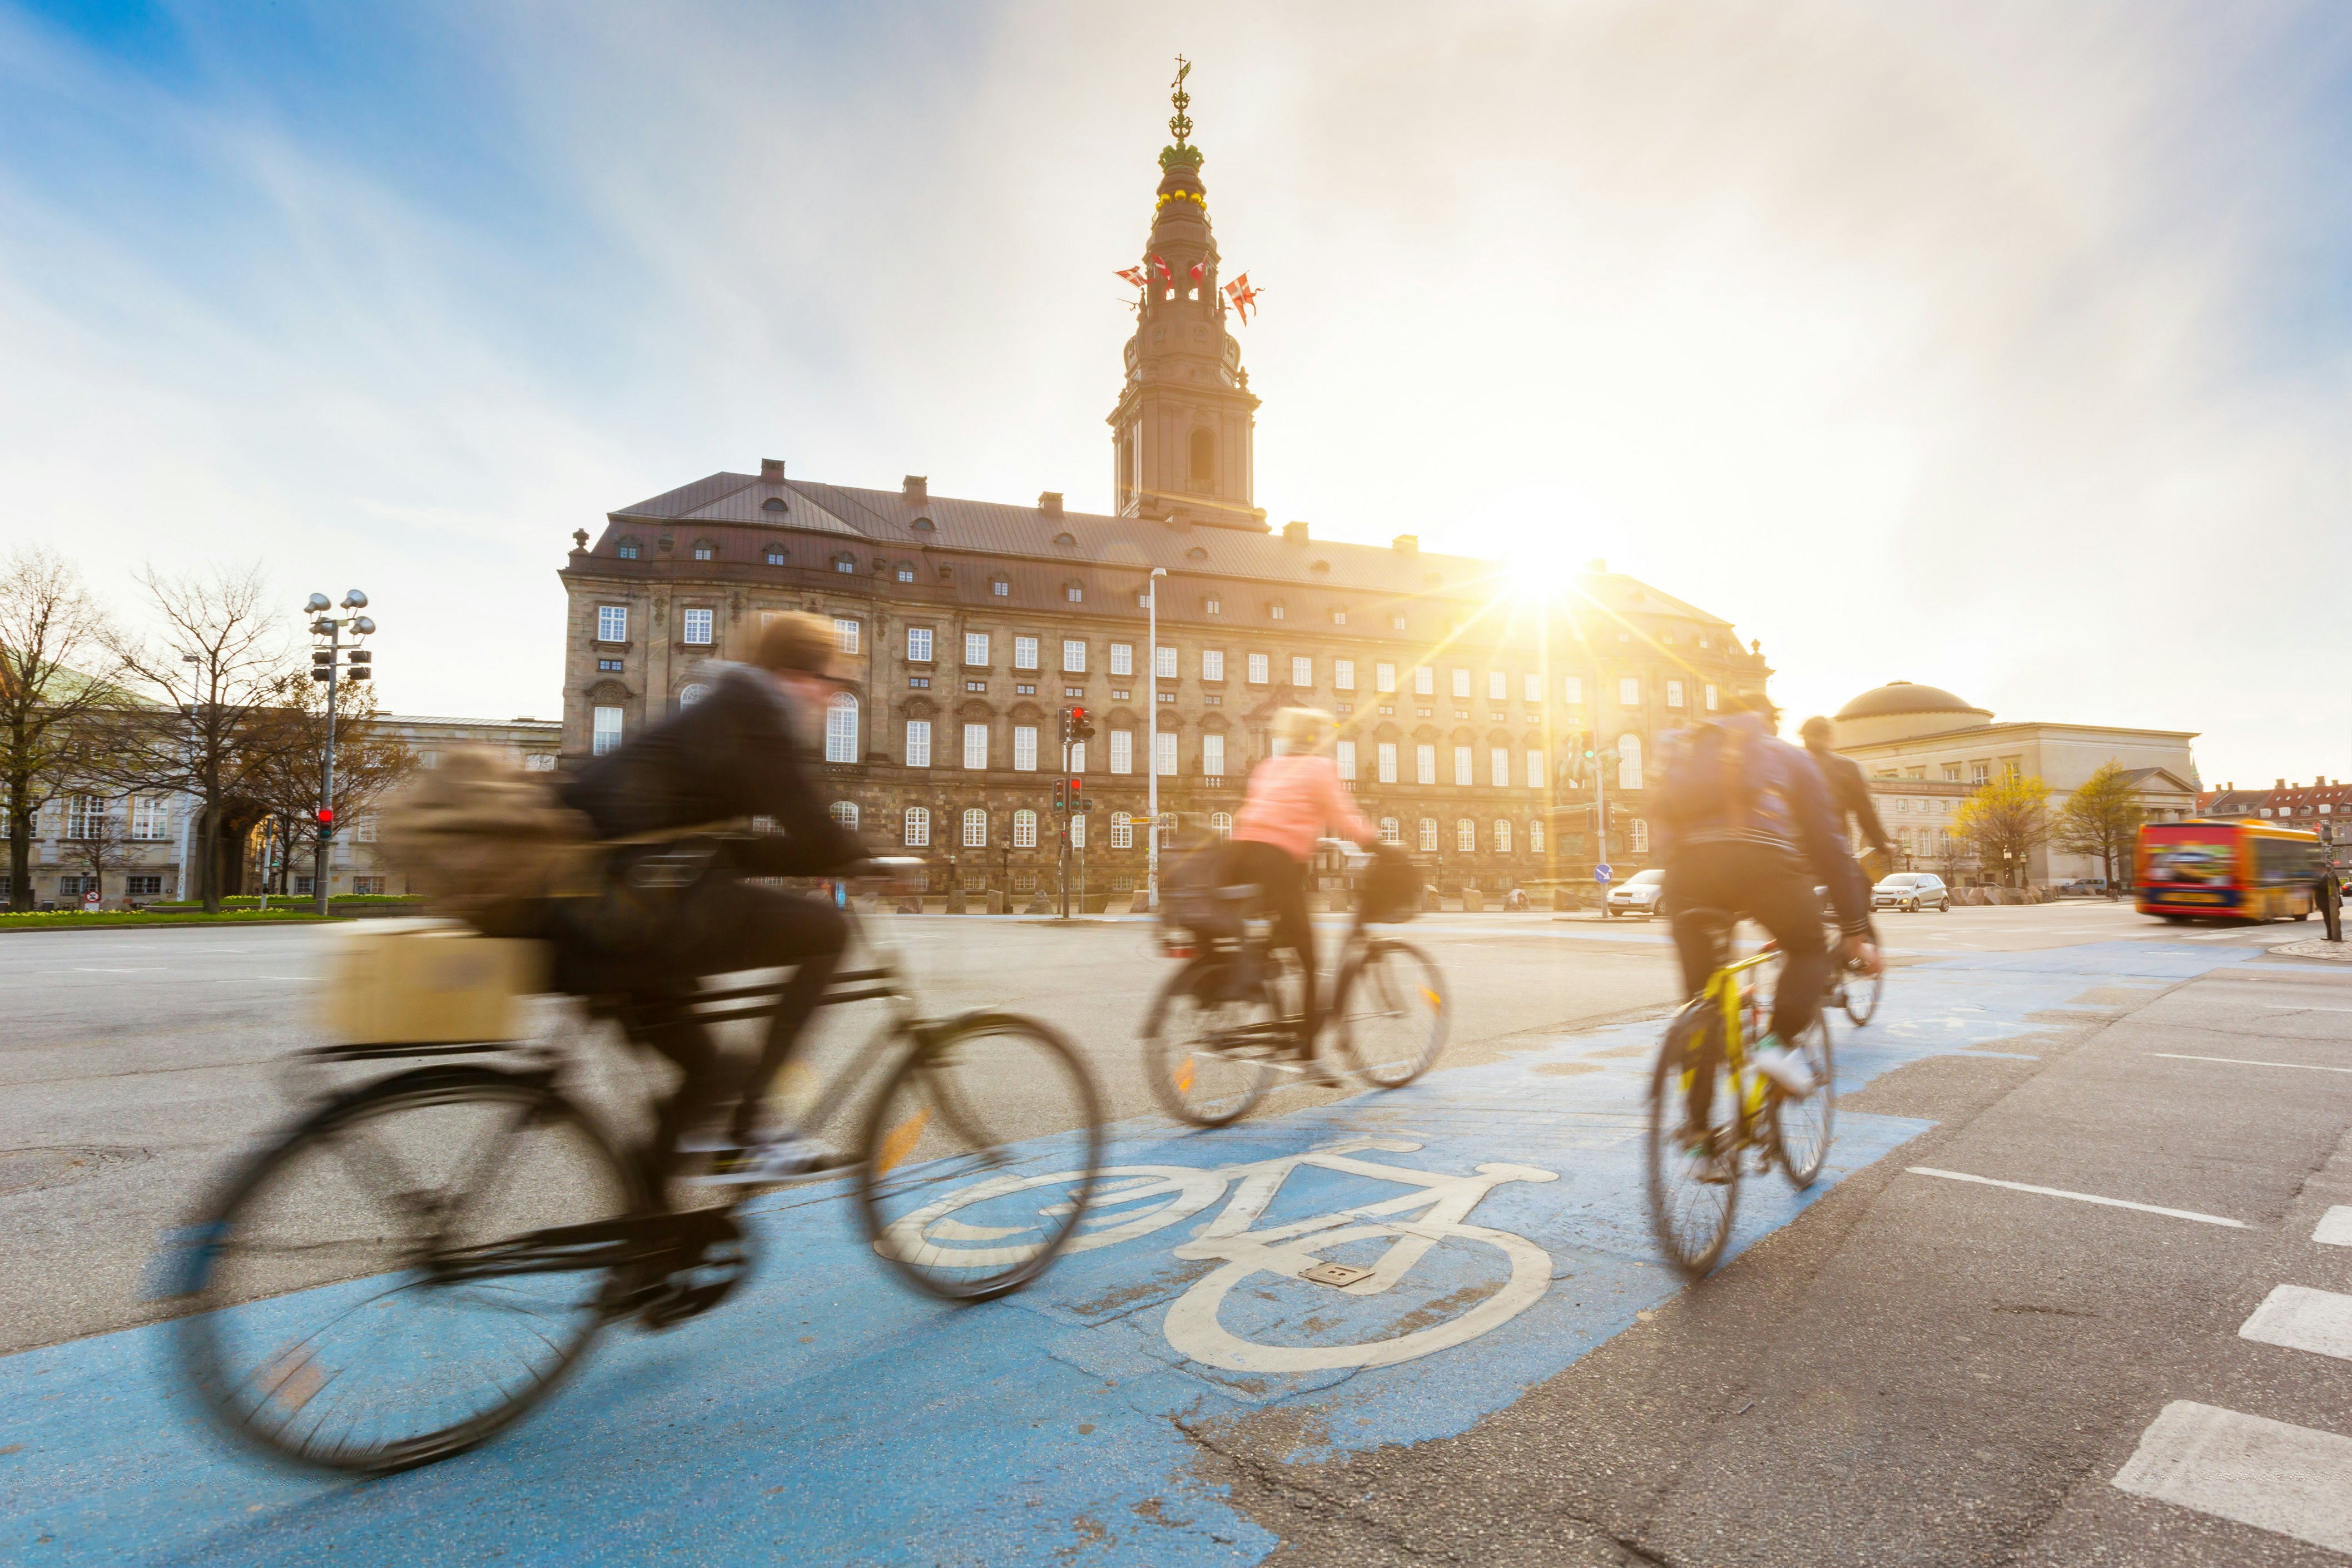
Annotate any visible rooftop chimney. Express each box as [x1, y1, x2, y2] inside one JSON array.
[[903, 475, 928, 504], [761, 457, 785, 482], [1039, 491, 1064, 518], [1284, 520, 1309, 543], [1392, 534, 1418, 554], [2278, 777, 2287, 790]]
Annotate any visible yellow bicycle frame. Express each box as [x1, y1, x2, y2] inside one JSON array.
[[1699, 946, 1782, 1124]]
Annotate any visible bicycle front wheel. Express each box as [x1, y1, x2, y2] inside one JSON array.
[[1769, 1013, 1836, 1189], [859, 1014, 1106, 1302], [1841, 964, 1883, 1028], [170, 1066, 641, 1475], [1142, 959, 1282, 1127], [1645, 1003, 1741, 1281], [1334, 939, 1449, 1088]]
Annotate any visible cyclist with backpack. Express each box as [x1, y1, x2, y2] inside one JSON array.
[[1656, 693, 1877, 1113]]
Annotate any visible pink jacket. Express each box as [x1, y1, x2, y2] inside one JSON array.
[[1231, 754, 1380, 861]]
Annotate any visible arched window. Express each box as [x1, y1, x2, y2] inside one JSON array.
[[1189, 427, 1214, 488], [911, 516, 936, 532], [678, 682, 710, 707], [1110, 812, 1134, 849], [692, 538, 718, 561], [830, 801, 859, 828], [990, 575, 1011, 597], [1617, 732, 1644, 792], [617, 536, 642, 559], [762, 496, 788, 513], [833, 552, 857, 573], [764, 546, 787, 567], [904, 807, 930, 846], [1529, 816, 1546, 854], [962, 808, 988, 847], [1457, 818, 1476, 853], [825, 692, 859, 763], [1013, 808, 1038, 847], [1210, 811, 1233, 839], [1064, 581, 1084, 603], [1631, 818, 1650, 853], [1378, 816, 1401, 845], [1419, 818, 1439, 852], [1494, 819, 1512, 853]]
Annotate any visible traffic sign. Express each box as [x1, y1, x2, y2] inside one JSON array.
[[1594, 864, 1613, 885]]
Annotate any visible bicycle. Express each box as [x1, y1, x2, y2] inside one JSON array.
[[889, 1135, 1559, 1372], [1645, 908, 1835, 1280], [1141, 842, 1448, 1127], [157, 858, 1106, 1476]]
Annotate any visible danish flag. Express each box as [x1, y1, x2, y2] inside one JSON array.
[[1222, 272, 1262, 324], [1188, 259, 1207, 283], [1149, 254, 1174, 283], [1115, 266, 1151, 289]]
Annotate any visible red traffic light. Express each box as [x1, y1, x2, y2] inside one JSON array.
[[316, 808, 334, 826]]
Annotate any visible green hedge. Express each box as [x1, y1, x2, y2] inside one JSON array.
[[145, 895, 424, 911], [0, 910, 346, 931]]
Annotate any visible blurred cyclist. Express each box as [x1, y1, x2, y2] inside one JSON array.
[[1658, 693, 1877, 1125], [1799, 714, 1893, 880], [1227, 707, 1382, 1063], [551, 611, 866, 1195]]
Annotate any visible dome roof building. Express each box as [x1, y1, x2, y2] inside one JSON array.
[[1830, 681, 1993, 746]]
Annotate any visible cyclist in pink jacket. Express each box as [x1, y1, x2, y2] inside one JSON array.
[[1227, 708, 1381, 1054]]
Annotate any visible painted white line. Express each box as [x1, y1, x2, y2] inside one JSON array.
[[2318, 1207, 2352, 1247], [1905, 1167, 2248, 1228], [2153, 1053, 2352, 1076], [2241, 1284, 2352, 1363], [2112, 1401, 2352, 1554], [2260, 1004, 2352, 1014]]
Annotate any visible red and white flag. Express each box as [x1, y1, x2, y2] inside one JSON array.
[[1188, 259, 1207, 283], [1149, 254, 1174, 283], [1115, 266, 1151, 289], [1222, 272, 1262, 324]]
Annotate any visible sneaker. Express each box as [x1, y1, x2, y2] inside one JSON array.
[[686, 1134, 837, 1186], [1749, 1036, 1818, 1099]]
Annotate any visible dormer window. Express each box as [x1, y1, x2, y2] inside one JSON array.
[[897, 562, 917, 582], [617, 537, 642, 560], [1053, 532, 1076, 547], [911, 517, 936, 533], [1064, 582, 1084, 602], [1268, 603, 1286, 621], [692, 539, 718, 560], [1311, 560, 1331, 574], [990, 575, 1010, 597], [762, 497, 788, 513], [1391, 614, 1407, 631], [763, 546, 787, 567], [1187, 547, 1208, 561], [833, 553, 857, 573], [1204, 597, 1221, 614], [1332, 608, 1347, 626]]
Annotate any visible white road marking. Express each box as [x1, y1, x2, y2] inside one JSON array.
[[2112, 1401, 2352, 1554], [1906, 1167, 2247, 1228], [71, 967, 165, 974], [2259, 1004, 2352, 1014], [2240, 1284, 2352, 1363], [2153, 1053, 2352, 1076], [2318, 1207, 2352, 1247]]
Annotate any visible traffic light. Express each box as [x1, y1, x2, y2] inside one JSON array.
[[1069, 707, 1095, 743], [1052, 779, 1067, 813], [316, 807, 335, 837], [348, 649, 371, 681]]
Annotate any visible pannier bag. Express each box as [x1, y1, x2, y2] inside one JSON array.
[[317, 919, 547, 1046], [1357, 843, 1421, 924], [378, 745, 597, 937]]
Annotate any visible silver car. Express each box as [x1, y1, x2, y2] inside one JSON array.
[[1605, 867, 1666, 919], [1873, 872, 1949, 913]]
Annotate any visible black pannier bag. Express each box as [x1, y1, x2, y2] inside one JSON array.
[[1356, 843, 1421, 924]]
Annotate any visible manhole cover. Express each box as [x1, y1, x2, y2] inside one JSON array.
[[0, 1146, 151, 1198], [2270, 939, 2352, 962], [1299, 1261, 1373, 1289]]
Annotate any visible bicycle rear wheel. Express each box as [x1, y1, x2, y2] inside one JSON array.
[[1334, 939, 1449, 1088], [1769, 1013, 1836, 1188], [1142, 958, 1282, 1127], [1645, 1002, 1741, 1281], [859, 1013, 1106, 1302], [170, 1066, 641, 1474]]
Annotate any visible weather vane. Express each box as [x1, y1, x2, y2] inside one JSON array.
[[1169, 55, 1192, 147]]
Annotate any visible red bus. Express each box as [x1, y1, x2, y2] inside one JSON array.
[[2136, 819, 2325, 922]]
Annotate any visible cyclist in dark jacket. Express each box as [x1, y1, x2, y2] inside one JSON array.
[[552, 613, 867, 1193], [1800, 715, 1893, 872], [1657, 696, 1877, 1109]]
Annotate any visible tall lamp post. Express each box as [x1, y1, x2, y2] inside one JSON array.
[[1145, 565, 1167, 912], [304, 591, 375, 916]]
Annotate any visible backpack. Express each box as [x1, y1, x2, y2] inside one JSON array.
[[378, 746, 598, 936]]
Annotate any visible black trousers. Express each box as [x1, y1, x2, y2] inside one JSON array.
[[1663, 843, 1834, 1129], [1223, 839, 1318, 1045], [554, 876, 848, 1190]]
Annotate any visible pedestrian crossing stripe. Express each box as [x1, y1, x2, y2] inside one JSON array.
[[2113, 1401, 2352, 1555]]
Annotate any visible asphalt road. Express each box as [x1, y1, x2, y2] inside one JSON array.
[[2, 901, 2348, 1565]]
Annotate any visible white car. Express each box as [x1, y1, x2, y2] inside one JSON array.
[[1606, 868, 1666, 919], [1873, 872, 1950, 913]]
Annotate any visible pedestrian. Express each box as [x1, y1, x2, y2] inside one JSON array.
[[2316, 860, 2344, 943]]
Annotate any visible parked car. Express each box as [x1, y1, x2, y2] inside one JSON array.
[[1873, 872, 1950, 912], [2056, 877, 2110, 896], [1606, 867, 1666, 919]]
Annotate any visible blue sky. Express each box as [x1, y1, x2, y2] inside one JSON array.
[[2, 1, 2348, 783]]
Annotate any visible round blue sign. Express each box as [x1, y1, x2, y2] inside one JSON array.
[[1594, 864, 1613, 885]]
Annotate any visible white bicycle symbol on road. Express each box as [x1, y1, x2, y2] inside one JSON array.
[[880, 1137, 1560, 1373]]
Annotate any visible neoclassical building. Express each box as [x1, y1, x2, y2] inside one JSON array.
[[555, 93, 1774, 900]]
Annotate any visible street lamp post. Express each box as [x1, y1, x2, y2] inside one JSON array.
[[1145, 565, 1167, 913], [304, 591, 375, 916]]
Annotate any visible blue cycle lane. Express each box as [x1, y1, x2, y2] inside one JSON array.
[[0, 939, 2254, 1565]]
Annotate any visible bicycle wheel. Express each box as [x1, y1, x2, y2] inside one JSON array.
[[858, 1013, 1106, 1302], [1645, 1001, 1740, 1281], [170, 1066, 642, 1474], [1142, 958, 1282, 1127], [1334, 939, 1449, 1088], [1769, 1013, 1836, 1189], [1840, 962, 1882, 1026]]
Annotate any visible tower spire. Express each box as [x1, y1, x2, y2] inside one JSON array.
[[1168, 55, 1193, 150]]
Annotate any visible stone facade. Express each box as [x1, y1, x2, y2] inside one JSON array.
[[2202, 778, 2352, 875], [553, 103, 1775, 902]]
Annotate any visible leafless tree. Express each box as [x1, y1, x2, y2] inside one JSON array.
[[106, 564, 291, 912], [0, 547, 127, 911], [244, 673, 417, 886], [60, 793, 134, 907]]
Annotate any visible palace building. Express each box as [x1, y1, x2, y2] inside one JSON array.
[[555, 83, 1773, 902]]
